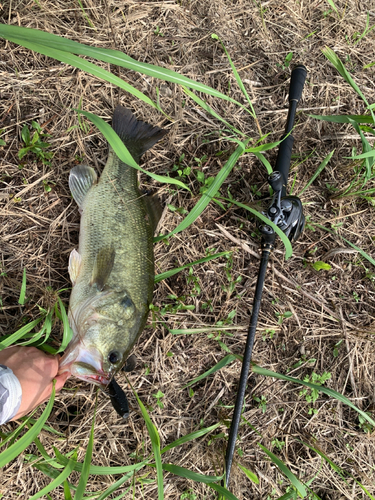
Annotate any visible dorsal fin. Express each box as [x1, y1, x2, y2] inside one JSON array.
[[112, 106, 168, 162]]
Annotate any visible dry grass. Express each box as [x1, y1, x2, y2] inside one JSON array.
[[1, 0, 375, 499]]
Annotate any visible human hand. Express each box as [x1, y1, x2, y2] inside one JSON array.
[[0, 346, 70, 420]]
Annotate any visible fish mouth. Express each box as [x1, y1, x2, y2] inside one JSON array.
[[59, 339, 110, 387]]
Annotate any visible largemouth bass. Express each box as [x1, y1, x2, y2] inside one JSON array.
[[59, 106, 167, 387]]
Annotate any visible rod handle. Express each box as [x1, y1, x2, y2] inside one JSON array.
[[274, 134, 294, 195], [289, 64, 307, 103]]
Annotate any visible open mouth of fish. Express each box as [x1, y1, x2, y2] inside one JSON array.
[[58, 340, 111, 387]]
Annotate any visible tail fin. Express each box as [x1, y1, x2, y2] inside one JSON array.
[[112, 105, 167, 162]]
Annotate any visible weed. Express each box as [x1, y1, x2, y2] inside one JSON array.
[[262, 328, 276, 341], [187, 268, 201, 296], [271, 438, 285, 451], [275, 310, 293, 325], [311, 261, 332, 271], [276, 51, 293, 71], [352, 291, 360, 303], [154, 25, 164, 37], [0, 129, 6, 146], [221, 253, 242, 298], [351, 12, 375, 45], [289, 356, 317, 371], [299, 372, 331, 414], [253, 395, 267, 413], [18, 121, 53, 166], [180, 489, 197, 500], [42, 179, 55, 193], [333, 339, 343, 357], [168, 203, 188, 215], [152, 390, 165, 409], [358, 412, 375, 433]]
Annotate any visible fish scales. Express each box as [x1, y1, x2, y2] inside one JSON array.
[[59, 106, 167, 387]]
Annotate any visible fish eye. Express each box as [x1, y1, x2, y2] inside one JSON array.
[[108, 350, 121, 364]]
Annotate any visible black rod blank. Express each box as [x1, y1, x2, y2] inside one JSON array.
[[224, 65, 307, 489]]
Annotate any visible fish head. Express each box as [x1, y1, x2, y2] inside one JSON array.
[[59, 290, 141, 387]]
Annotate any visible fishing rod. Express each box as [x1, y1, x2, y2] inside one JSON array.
[[224, 65, 307, 488]]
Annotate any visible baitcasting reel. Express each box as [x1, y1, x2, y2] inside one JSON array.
[[258, 170, 305, 243]]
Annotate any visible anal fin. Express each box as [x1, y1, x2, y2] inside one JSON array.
[[68, 249, 82, 285]]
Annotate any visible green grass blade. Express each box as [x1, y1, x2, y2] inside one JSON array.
[[182, 86, 243, 135], [211, 33, 257, 120], [351, 150, 375, 160], [322, 47, 375, 123], [275, 492, 298, 500], [162, 463, 223, 483], [2, 35, 158, 110], [0, 412, 38, 447], [0, 25, 245, 107], [77, 0, 95, 29], [28, 451, 77, 500], [55, 297, 73, 354], [155, 252, 231, 283], [0, 317, 43, 350], [340, 237, 375, 267], [54, 447, 147, 475], [309, 114, 374, 125], [161, 423, 220, 454], [154, 141, 249, 242], [244, 138, 282, 153], [252, 364, 375, 427], [237, 464, 259, 484], [220, 197, 293, 259], [132, 390, 164, 500], [31, 435, 54, 462], [208, 482, 241, 500], [0, 381, 55, 468], [347, 118, 374, 180], [18, 268, 27, 305], [326, 0, 339, 16], [184, 354, 241, 388], [95, 469, 142, 500], [74, 409, 95, 500], [160, 464, 239, 499], [64, 480, 73, 500], [253, 152, 273, 175], [298, 438, 374, 500], [77, 109, 189, 192], [299, 150, 335, 196], [22, 417, 65, 436], [259, 444, 307, 497]]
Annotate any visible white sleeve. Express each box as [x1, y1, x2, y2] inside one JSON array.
[[0, 364, 22, 424]]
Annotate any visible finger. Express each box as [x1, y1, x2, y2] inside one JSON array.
[[54, 372, 70, 392]]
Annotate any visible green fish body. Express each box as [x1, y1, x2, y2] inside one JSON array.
[[59, 106, 166, 386]]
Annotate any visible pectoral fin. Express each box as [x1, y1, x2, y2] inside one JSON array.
[[90, 247, 115, 291], [68, 249, 82, 285], [69, 164, 98, 210]]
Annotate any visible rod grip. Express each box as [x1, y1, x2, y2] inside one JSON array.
[[289, 65, 307, 103], [274, 134, 294, 194]]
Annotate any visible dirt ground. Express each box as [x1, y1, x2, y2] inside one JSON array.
[[1, 0, 375, 499]]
